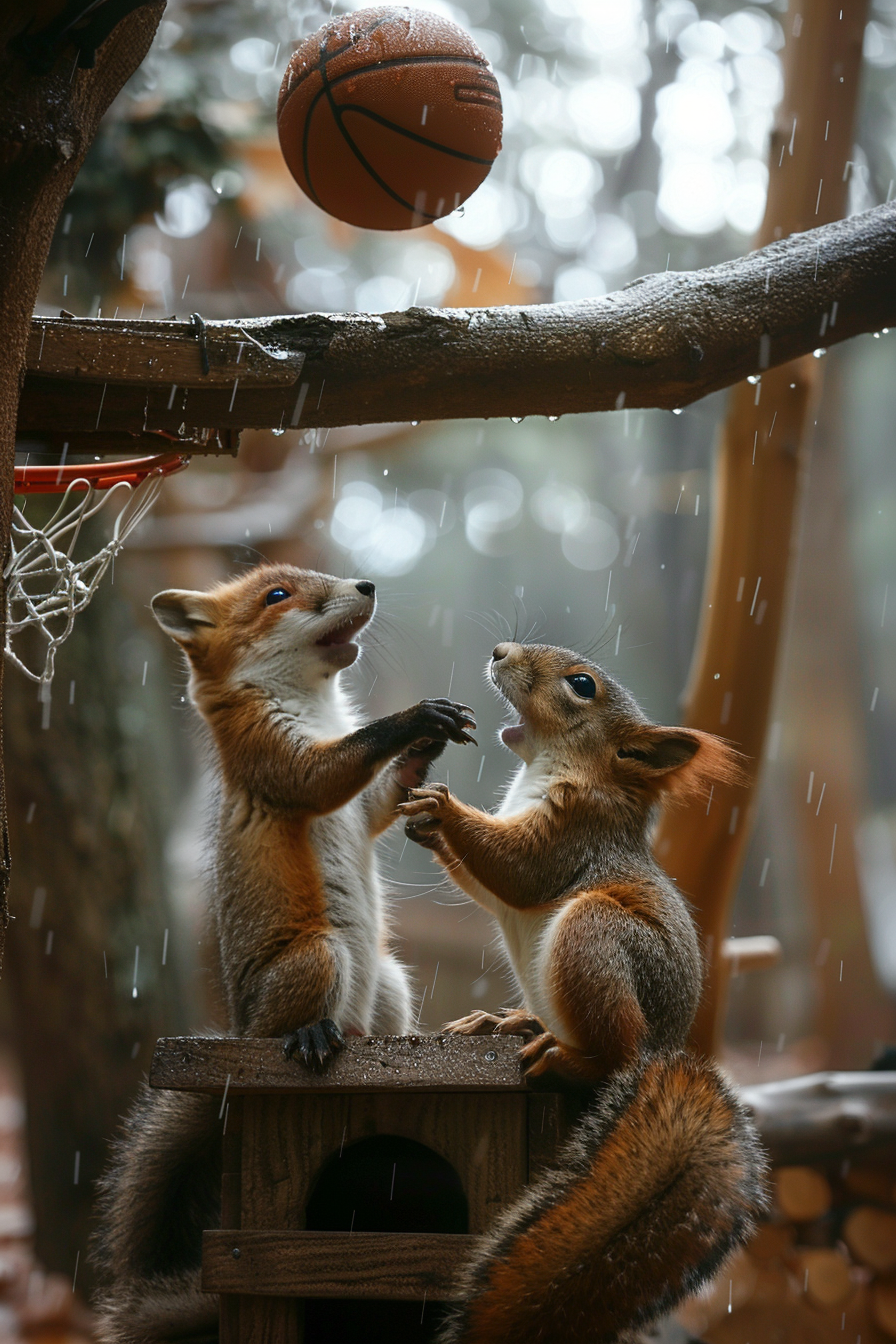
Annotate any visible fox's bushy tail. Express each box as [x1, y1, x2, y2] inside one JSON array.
[[93, 1085, 221, 1344]]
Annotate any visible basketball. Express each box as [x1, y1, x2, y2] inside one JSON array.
[[277, 6, 503, 231]]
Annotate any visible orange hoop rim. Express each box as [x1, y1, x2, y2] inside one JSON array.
[[14, 452, 190, 495]]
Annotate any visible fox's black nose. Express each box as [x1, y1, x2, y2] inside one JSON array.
[[356, 581, 376, 598], [493, 643, 511, 661]]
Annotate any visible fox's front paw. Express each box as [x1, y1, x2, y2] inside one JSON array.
[[405, 700, 477, 748], [394, 737, 445, 789], [283, 1018, 345, 1072]]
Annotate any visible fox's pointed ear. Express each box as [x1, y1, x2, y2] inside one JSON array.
[[616, 725, 746, 799], [151, 589, 216, 644]]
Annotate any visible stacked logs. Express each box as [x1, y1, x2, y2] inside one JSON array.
[[676, 1153, 896, 1343]]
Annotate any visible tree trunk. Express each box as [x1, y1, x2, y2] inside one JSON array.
[[0, 0, 166, 959], [3, 537, 196, 1290], [0, 0, 167, 1288]]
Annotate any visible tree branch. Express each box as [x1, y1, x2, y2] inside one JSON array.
[[18, 203, 896, 437]]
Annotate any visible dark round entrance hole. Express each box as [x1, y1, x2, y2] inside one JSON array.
[[303, 1133, 468, 1343]]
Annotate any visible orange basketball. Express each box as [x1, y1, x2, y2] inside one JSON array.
[[277, 5, 503, 231]]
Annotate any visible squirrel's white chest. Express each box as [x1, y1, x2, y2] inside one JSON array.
[[490, 757, 565, 1030], [498, 758, 553, 819]]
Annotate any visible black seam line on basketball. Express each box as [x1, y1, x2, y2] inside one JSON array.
[[334, 104, 495, 165], [286, 11, 409, 103], [307, 73, 440, 220], [283, 51, 499, 106]]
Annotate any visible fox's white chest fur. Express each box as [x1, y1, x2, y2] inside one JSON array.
[[273, 683, 390, 1032]]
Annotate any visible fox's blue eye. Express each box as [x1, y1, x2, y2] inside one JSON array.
[[565, 674, 596, 699], [265, 588, 290, 606]]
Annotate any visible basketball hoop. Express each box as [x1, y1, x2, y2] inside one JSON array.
[[14, 450, 187, 495], [6, 450, 190, 694]]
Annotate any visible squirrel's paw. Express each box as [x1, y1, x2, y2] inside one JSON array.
[[442, 1010, 506, 1036], [403, 814, 446, 851], [492, 1008, 547, 1041], [441, 1008, 546, 1039], [398, 782, 451, 817], [283, 1018, 345, 1072], [520, 1033, 602, 1084], [518, 1031, 564, 1076]]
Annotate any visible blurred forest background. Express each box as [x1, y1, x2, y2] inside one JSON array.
[[7, 0, 896, 1295]]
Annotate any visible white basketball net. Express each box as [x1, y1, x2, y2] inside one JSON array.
[[4, 473, 166, 694]]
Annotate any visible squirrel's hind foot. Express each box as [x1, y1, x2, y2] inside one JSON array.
[[283, 1018, 345, 1072], [442, 1007, 546, 1039]]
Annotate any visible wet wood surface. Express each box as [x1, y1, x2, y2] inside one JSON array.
[[150, 1034, 528, 1094]]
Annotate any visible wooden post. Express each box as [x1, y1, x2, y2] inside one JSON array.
[[654, 0, 870, 1056]]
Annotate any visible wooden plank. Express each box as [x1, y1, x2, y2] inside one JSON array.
[[219, 1096, 243, 1344], [527, 1093, 566, 1183], [203, 1231, 477, 1300], [239, 1095, 303, 1342], [150, 1035, 528, 1094], [25, 316, 304, 387], [240, 1091, 528, 1237]]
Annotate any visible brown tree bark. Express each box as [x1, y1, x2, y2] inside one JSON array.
[[15, 203, 896, 436], [0, 0, 168, 1288], [2, 538, 198, 1288], [0, 1, 166, 966], [654, 0, 870, 1056]]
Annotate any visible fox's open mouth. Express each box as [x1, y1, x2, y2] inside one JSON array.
[[315, 611, 371, 647]]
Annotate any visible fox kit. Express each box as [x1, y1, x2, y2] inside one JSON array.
[[95, 564, 475, 1344], [401, 641, 767, 1344]]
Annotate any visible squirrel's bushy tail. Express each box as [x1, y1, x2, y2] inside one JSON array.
[[440, 1053, 768, 1344], [92, 1085, 221, 1344]]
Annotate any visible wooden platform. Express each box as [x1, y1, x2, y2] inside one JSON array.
[[150, 1033, 529, 1094], [151, 1034, 573, 1342]]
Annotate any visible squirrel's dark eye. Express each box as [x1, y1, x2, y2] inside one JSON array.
[[264, 588, 290, 606], [565, 673, 596, 699]]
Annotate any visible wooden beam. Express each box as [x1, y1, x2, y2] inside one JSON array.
[[149, 1034, 528, 1093], [721, 935, 783, 976], [202, 1230, 476, 1299], [18, 204, 896, 438], [742, 1071, 896, 1163]]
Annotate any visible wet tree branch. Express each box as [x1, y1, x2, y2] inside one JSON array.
[[18, 202, 896, 437]]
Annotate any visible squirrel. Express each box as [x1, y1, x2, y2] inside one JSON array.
[[400, 640, 768, 1344], [94, 564, 476, 1344]]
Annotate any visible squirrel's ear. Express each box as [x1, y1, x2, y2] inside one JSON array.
[[151, 589, 217, 644], [617, 726, 746, 799]]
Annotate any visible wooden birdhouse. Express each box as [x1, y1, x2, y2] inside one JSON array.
[[150, 1034, 578, 1343]]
